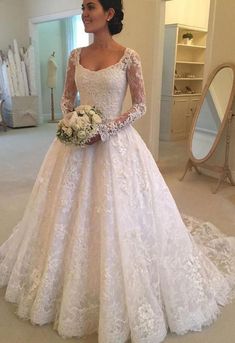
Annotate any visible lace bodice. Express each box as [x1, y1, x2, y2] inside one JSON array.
[[61, 47, 146, 141]]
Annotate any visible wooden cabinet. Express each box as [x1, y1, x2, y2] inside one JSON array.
[[160, 24, 207, 140], [160, 95, 200, 140]]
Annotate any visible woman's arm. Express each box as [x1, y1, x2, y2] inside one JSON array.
[[61, 50, 78, 118], [98, 50, 146, 142]]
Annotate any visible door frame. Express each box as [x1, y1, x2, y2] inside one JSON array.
[[28, 9, 87, 122]]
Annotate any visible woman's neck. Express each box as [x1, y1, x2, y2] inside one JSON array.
[[92, 30, 115, 50]]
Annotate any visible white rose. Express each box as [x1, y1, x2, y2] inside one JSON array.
[[64, 111, 76, 121], [57, 120, 63, 128], [84, 105, 92, 112], [76, 105, 85, 111], [74, 123, 80, 130], [92, 113, 102, 124], [77, 130, 86, 139], [74, 117, 86, 130], [71, 110, 78, 117], [66, 127, 73, 137], [62, 117, 70, 127], [83, 114, 90, 123], [69, 112, 79, 127]]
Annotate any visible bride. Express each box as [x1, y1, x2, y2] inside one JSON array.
[[1, 0, 235, 342]]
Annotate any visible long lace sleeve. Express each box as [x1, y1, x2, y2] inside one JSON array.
[[98, 51, 146, 142], [61, 49, 78, 118]]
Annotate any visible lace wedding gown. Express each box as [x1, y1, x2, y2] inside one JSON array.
[[1, 48, 235, 343]]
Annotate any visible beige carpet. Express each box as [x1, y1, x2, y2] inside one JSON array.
[[0, 124, 235, 343]]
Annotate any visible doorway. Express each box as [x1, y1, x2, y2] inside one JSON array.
[[29, 10, 91, 123]]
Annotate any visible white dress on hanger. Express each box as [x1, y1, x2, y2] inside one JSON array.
[[1, 47, 235, 343], [24, 44, 37, 96]]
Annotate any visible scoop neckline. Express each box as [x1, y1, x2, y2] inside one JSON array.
[[78, 47, 129, 73]]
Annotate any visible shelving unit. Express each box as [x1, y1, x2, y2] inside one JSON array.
[[160, 24, 207, 140]]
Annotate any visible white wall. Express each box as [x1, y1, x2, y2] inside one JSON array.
[[0, 0, 28, 51], [165, 0, 210, 30], [23, 0, 81, 17], [116, 0, 165, 158]]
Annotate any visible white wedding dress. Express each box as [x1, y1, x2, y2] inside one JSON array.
[[1, 48, 235, 343]]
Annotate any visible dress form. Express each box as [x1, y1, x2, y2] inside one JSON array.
[[47, 52, 58, 122]]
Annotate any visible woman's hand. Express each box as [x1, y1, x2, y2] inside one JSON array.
[[86, 133, 101, 145]]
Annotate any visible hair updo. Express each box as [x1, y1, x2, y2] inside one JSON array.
[[99, 0, 124, 35]]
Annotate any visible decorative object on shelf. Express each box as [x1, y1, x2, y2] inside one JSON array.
[[174, 85, 182, 95], [182, 32, 193, 45], [180, 63, 235, 193], [185, 73, 196, 78], [184, 86, 196, 94]]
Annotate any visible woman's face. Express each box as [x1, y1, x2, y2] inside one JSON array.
[[81, 0, 113, 34]]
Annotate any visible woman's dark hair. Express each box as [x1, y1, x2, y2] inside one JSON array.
[[99, 0, 124, 35]]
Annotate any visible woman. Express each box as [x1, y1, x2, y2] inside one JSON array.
[[1, 1, 235, 342]]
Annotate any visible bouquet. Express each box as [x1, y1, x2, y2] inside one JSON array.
[[56, 105, 103, 146]]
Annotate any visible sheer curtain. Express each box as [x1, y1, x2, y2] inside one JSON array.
[[65, 15, 89, 56], [64, 15, 89, 105]]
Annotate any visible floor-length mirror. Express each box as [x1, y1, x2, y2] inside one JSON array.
[[180, 63, 235, 192]]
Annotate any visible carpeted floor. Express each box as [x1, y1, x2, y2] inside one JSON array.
[[0, 123, 235, 343]]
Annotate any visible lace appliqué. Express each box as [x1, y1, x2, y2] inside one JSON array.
[[60, 49, 78, 117], [98, 51, 146, 141]]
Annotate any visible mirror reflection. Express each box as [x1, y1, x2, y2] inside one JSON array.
[[192, 67, 234, 160]]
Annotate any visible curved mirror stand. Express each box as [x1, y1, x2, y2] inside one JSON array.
[[192, 67, 233, 160], [180, 63, 235, 193]]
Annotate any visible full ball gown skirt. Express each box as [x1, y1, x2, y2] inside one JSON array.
[[1, 48, 235, 343]]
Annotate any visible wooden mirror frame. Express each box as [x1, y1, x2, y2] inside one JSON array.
[[188, 63, 235, 163], [180, 63, 235, 192]]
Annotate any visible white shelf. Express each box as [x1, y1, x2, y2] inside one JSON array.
[[173, 93, 202, 97], [160, 24, 206, 141], [177, 44, 206, 49], [176, 61, 205, 65], [175, 78, 203, 81], [175, 24, 207, 33]]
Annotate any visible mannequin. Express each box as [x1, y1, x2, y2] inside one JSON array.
[[47, 52, 58, 122], [47, 51, 57, 88]]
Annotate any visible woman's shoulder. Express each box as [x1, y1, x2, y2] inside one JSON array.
[[125, 47, 140, 58], [67, 48, 81, 64], [112, 44, 140, 58], [124, 48, 142, 68]]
